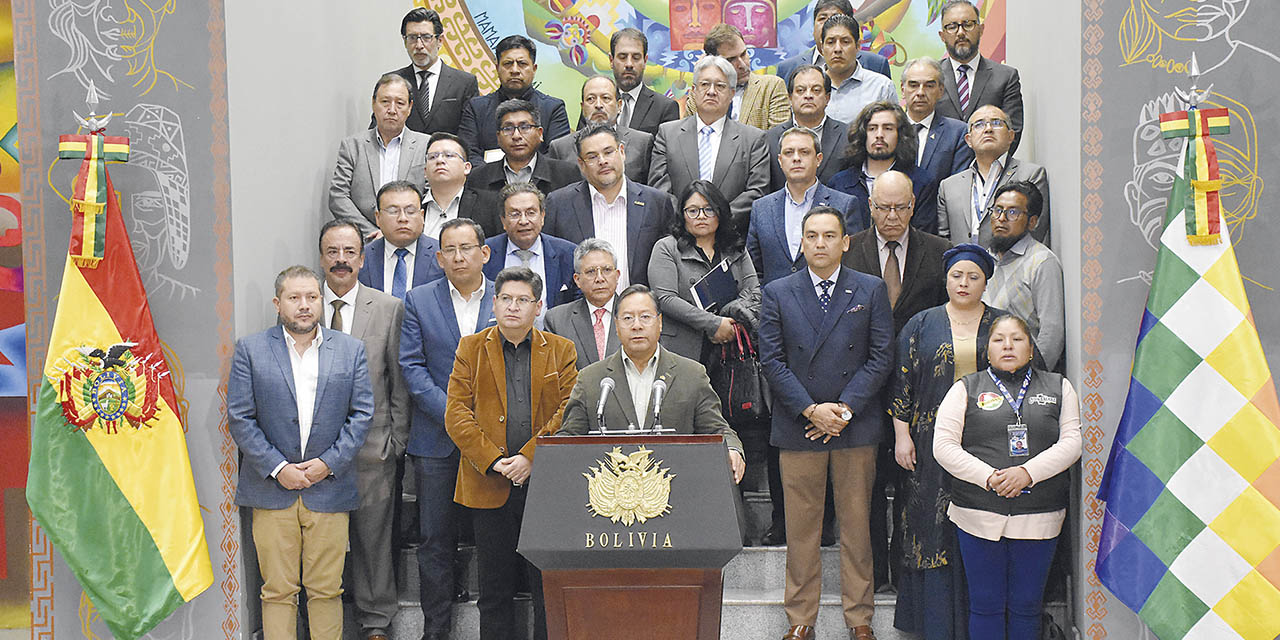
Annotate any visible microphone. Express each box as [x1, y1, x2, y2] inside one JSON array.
[[596, 377, 615, 431], [650, 378, 668, 432]]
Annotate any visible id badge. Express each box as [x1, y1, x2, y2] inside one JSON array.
[[1008, 423, 1029, 457]]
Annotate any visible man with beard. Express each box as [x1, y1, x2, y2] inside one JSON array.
[[982, 182, 1064, 370], [381, 8, 479, 135], [829, 101, 942, 234], [933, 0, 1025, 153], [317, 220, 408, 640], [593, 28, 680, 137], [227, 265, 373, 640], [459, 35, 572, 164], [550, 75, 654, 184]]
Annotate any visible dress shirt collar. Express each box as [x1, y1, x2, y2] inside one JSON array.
[[448, 279, 484, 303], [507, 234, 544, 258], [589, 178, 630, 207], [282, 325, 324, 350], [587, 297, 614, 317], [909, 111, 936, 131], [696, 113, 728, 132], [970, 156, 1005, 183], [795, 115, 828, 136], [323, 281, 360, 307], [833, 62, 874, 90], [375, 129, 404, 151], [875, 229, 909, 254], [503, 153, 537, 180], [426, 187, 463, 213], [390, 238, 417, 258], [621, 347, 660, 375], [1002, 233, 1036, 259], [809, 267, 839, 288], [786, 180, 819, 207], [622, 85, 643, 102], [953, 54, 982, 71], [413, 57, 444, 77]]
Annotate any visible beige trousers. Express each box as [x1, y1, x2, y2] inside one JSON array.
[[253, 498, 349, 640]]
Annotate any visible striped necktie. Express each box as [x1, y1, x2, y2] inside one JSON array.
[[698, 125, 715, 180], [956, 64, 971, 113]]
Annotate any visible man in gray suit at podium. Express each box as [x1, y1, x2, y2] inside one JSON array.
[[557, 285, 745, 483]]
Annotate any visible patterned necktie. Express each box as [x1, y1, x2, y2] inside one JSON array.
[[619, 93, 632, 128], [418, 70, 433, 119], [883, 240, 902, 309], [698, 125, 715, 180], [956, 64, 971, 113], [818, 279, 834, 313], [592, 308, 607, 360], [391, 247, 409, 299], [329, 300, 346, 332], [515, 248, 535, 267]]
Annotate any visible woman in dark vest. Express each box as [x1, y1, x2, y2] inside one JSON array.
[[889, 243, 1003, 640], [934, 314, 1081, 640]]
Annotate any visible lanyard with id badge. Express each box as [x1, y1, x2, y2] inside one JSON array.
[[989, 368, 1033, 459]]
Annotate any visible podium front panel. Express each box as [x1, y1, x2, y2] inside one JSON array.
[[519, 435, 743, 571]]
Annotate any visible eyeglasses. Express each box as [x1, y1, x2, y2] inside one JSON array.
[[870, 201, 913, 216], [403, 33, 440, 44], [986, 206, 1027, 220], [941, 19, 979, 33], [969, 119, 1009, 132], [498, 123, 540, 136], [427, 150, 463, 162], [695, 80, 731, 93], [617, 313, 658, 326], [380, 206, 420, 218], [683, 206, 717, 219], [580, 265, 617, 279], [504, 209, 540, 221], [580, 146, 619, 165], [440, 243, 481, 257], [496, 294, 537, 309]]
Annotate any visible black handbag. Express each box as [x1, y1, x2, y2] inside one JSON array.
[[711, 323, 767, 424]]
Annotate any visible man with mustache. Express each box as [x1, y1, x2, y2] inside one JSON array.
[[932, 0, 1025, 154], [317, 220, 409, 640], [550, 74, 654, 184]]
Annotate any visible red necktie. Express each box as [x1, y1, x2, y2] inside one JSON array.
[[593, 308, 607, 360]]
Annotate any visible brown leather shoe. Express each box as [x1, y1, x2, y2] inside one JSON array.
[[782, 624, 815, 640], [851, 624, 877, 640]]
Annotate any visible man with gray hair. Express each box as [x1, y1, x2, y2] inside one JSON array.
[[650, 55, 770, 235], [901, 57, 973, 238], [549, 75, 654, 184], [544, 238, 623, 369]]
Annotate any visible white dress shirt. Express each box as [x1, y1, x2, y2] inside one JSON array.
[[422, 188, 462, 240], [954, 55, 980, 94], [449, 280, 485, 337], [322, 282, 359, 333], [273, 326, 323, 477], [502, 235, 548, 327], [808, 267, 840, 299], [908, 111, 935, 166], [413, 57, 443, 111], [590, 179, 631, 289], [376, 130, 404, 189], [731, 84, 746, 121], [621, 348, 660, 430], [875, 229, 909, 278], [784, 181, 819, 260], [382, 238, 418, 293]]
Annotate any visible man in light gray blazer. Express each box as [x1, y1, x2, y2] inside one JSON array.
[[937, 105, 1050, 248], [548, 75, 653, 185], [650, 55, 770, 235], [544, 238, 623, 370], [227, 265, 373, 640], [317, 220, 409, 640], [329, 74, 430, 239]]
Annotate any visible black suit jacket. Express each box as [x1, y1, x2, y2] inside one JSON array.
[[384, 63, 479, 135], [458, 88, 572, 164], [465, 153, 581, 201], [828, 161, 941, 235], [440, 186, 503, 240], [578, 85, 681, 138], [543, 179, 674, 286], [765, 117, 850, 192], [842, 226, 951, 335]]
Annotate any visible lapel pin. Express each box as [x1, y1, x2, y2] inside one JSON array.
[[634, 200, 645, 206]]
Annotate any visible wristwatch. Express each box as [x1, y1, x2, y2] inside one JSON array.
[[839, 407, 853, 421]]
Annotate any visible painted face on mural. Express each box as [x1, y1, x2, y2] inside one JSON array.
[[669, 0, 723, 50], [724, 0, 778, 48]]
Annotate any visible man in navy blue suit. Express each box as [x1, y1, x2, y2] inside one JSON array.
[[399, 218, 496, 640], [749, 128, 859, 287], [759, 207, 894, 640], [544, 123, 672, 288], [357, 181, 444, 296], [227, 265, 373, 640], [483, 182, 580, 327], [776, 0, 892, 82], [458, 35, 571, 165], [901, 57, 972, 233]]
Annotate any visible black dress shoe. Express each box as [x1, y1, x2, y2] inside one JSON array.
[[454, 586, 471, 602], [761, 522, 786, 546]]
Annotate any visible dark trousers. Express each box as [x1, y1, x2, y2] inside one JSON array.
[[870, 440, 902, 587], [413, 452, 461, 635], [472, 484, 546, 640], [956, 529, 1058, 640]]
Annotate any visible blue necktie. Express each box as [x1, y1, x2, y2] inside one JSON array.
[[698, 125, 715, 180], [818, 279, 834, 313], [392, 247, 408, 299]]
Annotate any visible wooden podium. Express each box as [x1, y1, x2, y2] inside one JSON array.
[[519, 435, 742, 640]]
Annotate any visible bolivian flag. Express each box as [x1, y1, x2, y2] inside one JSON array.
[[26, 133, 212, 639]]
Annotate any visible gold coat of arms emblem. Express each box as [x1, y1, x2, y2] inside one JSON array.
[[584, 446, 674, 525]]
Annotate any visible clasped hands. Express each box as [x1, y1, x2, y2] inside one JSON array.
[[986, 466, 1033, 498], [276, 459, 331, 490], [803, 402, 850, 443], [494, 454, 532, 486]]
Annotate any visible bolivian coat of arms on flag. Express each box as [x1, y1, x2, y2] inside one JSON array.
[[26, 126, 213, 640]]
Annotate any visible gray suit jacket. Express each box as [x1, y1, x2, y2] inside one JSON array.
[[650, 115, 770, 234], [544, 297, 622, 371], [346, 284, 410, 507], [328, 128, 431, 236], [557, 346, 743, 452], [936, 56, 1024, 152], [936, 157, 1051, 248], [547, 124, 654, 185], [647, 236, 760, 362]]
